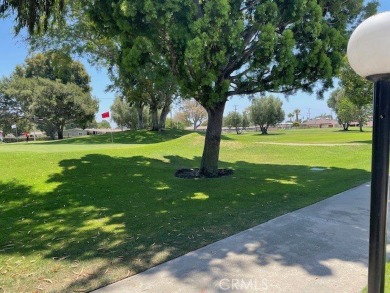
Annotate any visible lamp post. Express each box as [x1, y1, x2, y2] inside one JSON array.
[[348, 12, 390, 293]]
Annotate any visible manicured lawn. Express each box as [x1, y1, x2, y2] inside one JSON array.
[[0, 128, 372, 292]]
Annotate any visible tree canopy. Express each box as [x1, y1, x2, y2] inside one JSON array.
[[16, 51, 91, 92]]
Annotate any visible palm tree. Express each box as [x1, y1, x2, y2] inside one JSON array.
[[287, 113, 294, 122], [293, 109, 301, 122]]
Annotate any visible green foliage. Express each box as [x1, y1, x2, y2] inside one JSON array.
[[224, 111, 242, 134], [0, 0, 65, 34], [337, 98, 357, 129], [110, 96, 136, 130], [328, 64, 373, 132], [2, 77, 98, 139], [339, 59, 373, 108], [250, 95, 285, 134], [0, 77, 28, 135], [16, 51, 91, 92], [89, 0, 376, 102], [0, 51, 98, 139], [97, 120, 111, 129], [242, 111, 250, 129]]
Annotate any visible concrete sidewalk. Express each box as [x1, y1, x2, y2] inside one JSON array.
[[94, 183, 378, 293]]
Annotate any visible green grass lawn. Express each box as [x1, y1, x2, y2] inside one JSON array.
[[0, 128, 373, 292]]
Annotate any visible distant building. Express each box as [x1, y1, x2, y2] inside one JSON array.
[[302, 118, 340, 128], [85, 128, 122, 135], [63, 128, 88, 137]]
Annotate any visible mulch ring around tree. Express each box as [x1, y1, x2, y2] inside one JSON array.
[[175, 168, 233, 179]]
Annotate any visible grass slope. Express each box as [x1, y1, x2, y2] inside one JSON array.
[[0, 128, 372, 292]]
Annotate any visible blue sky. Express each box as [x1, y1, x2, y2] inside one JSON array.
[[1, 1, 390, 123]]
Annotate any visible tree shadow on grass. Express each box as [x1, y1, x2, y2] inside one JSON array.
[[350, 140, 372, 144], [0, 154, 371, 292]]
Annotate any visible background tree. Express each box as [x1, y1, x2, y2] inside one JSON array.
[[339, 59, 373, 132], [287, 113, 294, 122], [337, 98, 358, 131], [97, 120, 111, 129], [15, 51, 91, 92], [293, 109, 301, 122], [2, 51, 98, 139], [179, 99, 207, 130], [110, 96, 134, 130], [250, 95, 285, 135], [2, 77, 98, 139], [173, 111, 191, 128], [0, 0, 65, 34], [87, 0, 375, 176], [224, 111, 242, 134], [242, 111, 250, 130], [0, 77, 28, 135], [328, 88, 372, 131]]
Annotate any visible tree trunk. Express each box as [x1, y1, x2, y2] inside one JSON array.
[[359, 121, 363, 132], [194, 119, 200, 130], [57, 123, 65, 139], [49, 130, 55, 140], [199, 100, 226, 177], [159, 103, 170, 130], [150, 106, 159, 131], [260, 125, 268, 135], [136, 105, 144, 129]]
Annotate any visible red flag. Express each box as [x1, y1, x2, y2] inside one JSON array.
[[101, 111, 110, 118]]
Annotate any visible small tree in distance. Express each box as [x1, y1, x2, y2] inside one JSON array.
[[224, 111, 242, 134], [293, 109, 301, 122], [250, 96, 285, 135], [242, 111, 250, 130], [98, 120, 111, 129], [180, 99, 207, 130]]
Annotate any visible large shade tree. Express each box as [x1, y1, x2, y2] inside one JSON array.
[[87, 0, 376, 177], [3, 77, 98, 139], [2, 51, 98, 139]]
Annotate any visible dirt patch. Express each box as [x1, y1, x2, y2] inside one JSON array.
[[175, 168, 233, 179]]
